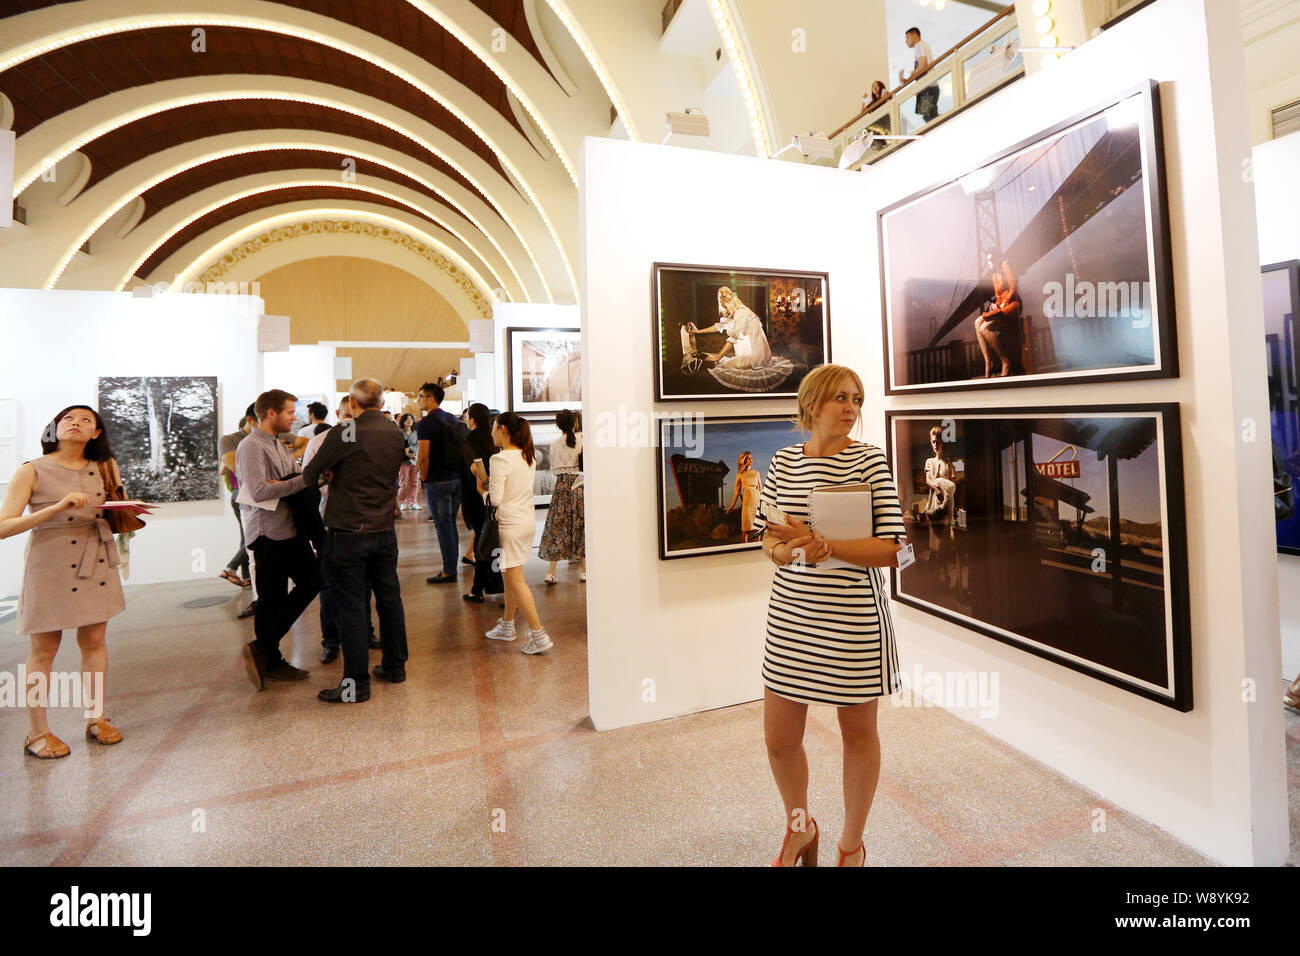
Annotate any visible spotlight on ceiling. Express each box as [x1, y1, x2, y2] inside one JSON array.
[[837, 129, 921, 170], [662, 108, 710, 144], [771, 132, 836, 161]]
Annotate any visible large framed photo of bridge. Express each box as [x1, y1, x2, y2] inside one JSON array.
[[878, 81, 1176, 395], [656, 414, 797, 560], [886, 404, 1191, 711]]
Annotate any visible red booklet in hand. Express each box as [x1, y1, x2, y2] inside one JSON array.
[[100, 500, 157, 513]]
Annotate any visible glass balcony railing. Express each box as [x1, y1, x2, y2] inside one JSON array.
[[831, 5, 1024, 169]]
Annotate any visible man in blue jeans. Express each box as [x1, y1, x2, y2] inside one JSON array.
[[416, 382, 464, 584], [302, 378, 409, 703]]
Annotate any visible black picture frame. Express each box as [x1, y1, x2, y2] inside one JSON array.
[[655, 414, 801, 560], [651, 263, 832, 402], [885, 403, 1191, 711], [878, 80, 1177, 395], [504, 326, 581, 414], [1264, 260, 1300, 556]]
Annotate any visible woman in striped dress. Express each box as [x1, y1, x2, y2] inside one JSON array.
[[755, 364, 908, 867]]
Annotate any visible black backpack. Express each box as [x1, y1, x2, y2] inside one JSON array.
[[439, 415, 469, 475]]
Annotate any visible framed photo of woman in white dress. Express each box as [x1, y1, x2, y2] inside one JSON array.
[[652, 264, 830, 401]]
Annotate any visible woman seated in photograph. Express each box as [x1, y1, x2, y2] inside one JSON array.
[[975, 259, 1026, 378], [683, 287, 795, 391]]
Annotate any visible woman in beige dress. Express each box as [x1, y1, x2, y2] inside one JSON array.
[[727, 451, 763, 541], [0, 406, 129, 758]]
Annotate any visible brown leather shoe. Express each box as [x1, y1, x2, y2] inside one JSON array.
[[242, 640, 266, 690], [86, 717, 123, 745], [23, 732, 71, 759]]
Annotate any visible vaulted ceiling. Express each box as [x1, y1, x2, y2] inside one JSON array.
[[0, 0, 621, 313]]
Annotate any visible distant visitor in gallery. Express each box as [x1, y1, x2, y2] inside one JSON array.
[[539, 408, 586, 585], [1, 405, 146, 758], [755, 363, 909, 866], [479, 412, 553, 654]]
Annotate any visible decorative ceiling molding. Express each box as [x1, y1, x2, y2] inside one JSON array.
[[195, 218, 493, 319]]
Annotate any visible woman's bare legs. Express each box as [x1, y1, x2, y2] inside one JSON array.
[[976, 320, 994, 376], [76, 622, 108, 722], [837, 699, 882, 864], [25, 631, 62, 742], [503, 566, 541, 630], [764, 687, 816, 864]]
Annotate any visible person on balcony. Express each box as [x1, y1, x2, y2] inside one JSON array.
[[899, 27, 940, 123]]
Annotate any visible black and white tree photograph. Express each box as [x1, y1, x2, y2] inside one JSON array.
[[97, 376, 219, 502]]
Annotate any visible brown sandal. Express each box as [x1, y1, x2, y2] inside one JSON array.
[[86, 718, 123, 745], [23, 732, 71, 759]]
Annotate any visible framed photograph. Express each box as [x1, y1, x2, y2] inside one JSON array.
[[506, 327, 581, 414], [531, 422, 561, 508], [98, 376, 220, 502], [886, 404, 1191, 711], [656, 415, 801, 560], [879, 81, 1176, 394], [1265, 260, 1300, 555], [652, 263, 830, 401]]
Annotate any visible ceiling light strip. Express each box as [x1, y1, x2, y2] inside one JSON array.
[[14, 90, 553, 302], [403, 0, 581, 173], [707, 0, 772, 159], [170, 208, 500, 303], [540, 0, 638, 141], [108, 181, 506, 297]]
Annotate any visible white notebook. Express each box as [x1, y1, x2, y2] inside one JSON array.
[[806, 482, 874, 569]]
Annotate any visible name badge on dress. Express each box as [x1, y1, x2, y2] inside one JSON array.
[[896, 542, 916, 571]]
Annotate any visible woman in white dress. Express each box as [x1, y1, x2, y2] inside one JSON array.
[[476, 412, 553, 655]]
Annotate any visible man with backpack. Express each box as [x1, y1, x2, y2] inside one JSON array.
[[416, 382, 469, 584]]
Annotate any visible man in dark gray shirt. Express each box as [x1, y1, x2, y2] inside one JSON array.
[[236, 389, 321, 691], [303, 378, 409, 703]]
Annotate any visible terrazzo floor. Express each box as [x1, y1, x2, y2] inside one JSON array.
[[0, 510, 1293, 866]]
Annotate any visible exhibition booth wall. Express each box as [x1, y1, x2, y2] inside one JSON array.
[[261, 345, 338, 412], [581, 0, 1286, 864], [1255, 132, 1300, 682], [0, 288, 262, 596]]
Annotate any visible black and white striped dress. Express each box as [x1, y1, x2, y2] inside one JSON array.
[[753, 441, 907, 706]]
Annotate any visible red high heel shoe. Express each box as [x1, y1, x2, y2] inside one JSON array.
[[770, 816, 819, 867], [836, 841, 865, 867]]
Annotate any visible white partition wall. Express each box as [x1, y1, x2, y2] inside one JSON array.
[[1254, 132, 1300, 682], [0, 289, 262, 595], [581, 0, 1286, 865], [262, 344, 339, 411]]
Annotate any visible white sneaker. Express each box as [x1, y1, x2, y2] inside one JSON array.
[[521, 628, 553, 655], [544, 573, 557, 585], [485, 618, 517, 642], [579, 571, 587, 582]]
